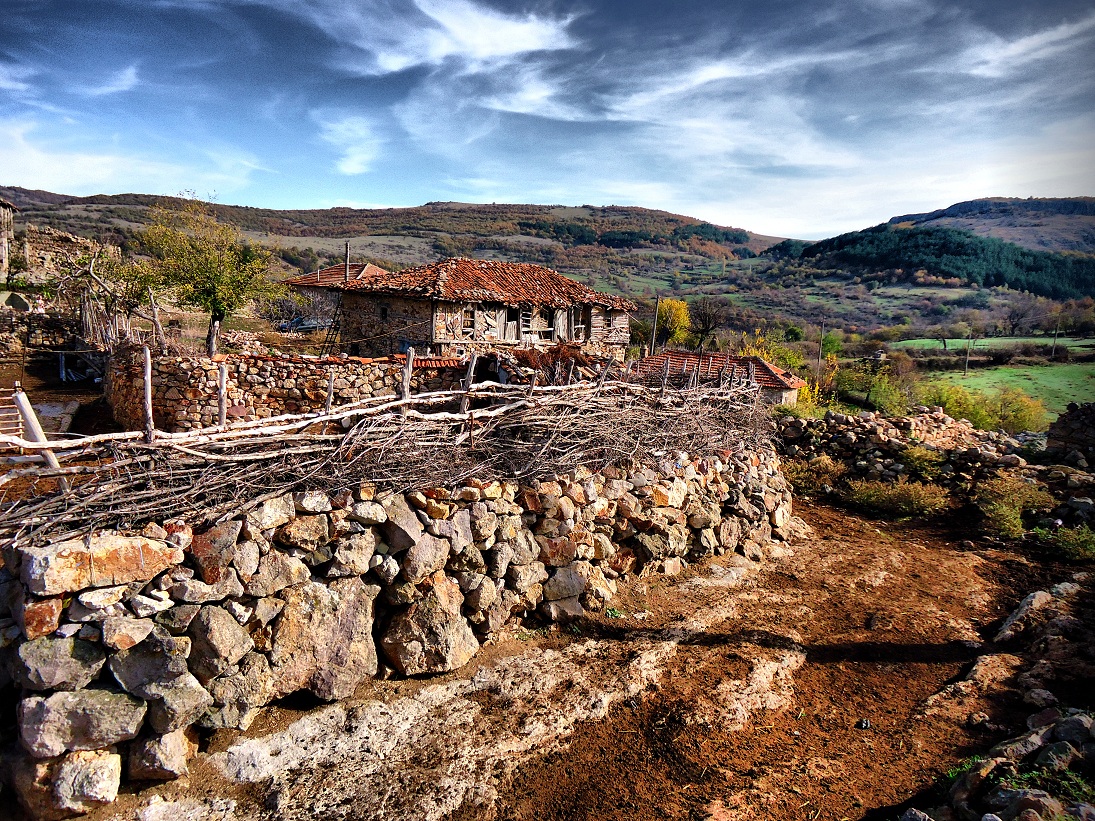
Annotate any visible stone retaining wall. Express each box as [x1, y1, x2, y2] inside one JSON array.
[[0, 446, 796, 818], [776, 407, 1030, 486], [105, 348, 464, 432], [1047, 402, 1095, 460]]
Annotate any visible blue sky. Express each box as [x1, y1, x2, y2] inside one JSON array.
[[1, 0, 1093, 238]]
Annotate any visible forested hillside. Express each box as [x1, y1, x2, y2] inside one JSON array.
[[795, 224, 1095, 300]]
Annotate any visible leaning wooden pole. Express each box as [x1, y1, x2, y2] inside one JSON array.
[[217, 363, 228, 430], [142, 345, 155, 443], [459, 352, 478, 415], [12, 386, 69, 492], [400, 347, 415, 416]]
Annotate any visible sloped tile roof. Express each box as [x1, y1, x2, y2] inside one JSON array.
[[634, 351, 807, 391], [336, 257, 636, 311], [285, 262, 390, 289]]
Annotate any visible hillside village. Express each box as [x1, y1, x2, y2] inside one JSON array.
[[0, 193, 1091, 821]]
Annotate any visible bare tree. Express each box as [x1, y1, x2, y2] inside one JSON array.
[[691, 297, 728, 351]]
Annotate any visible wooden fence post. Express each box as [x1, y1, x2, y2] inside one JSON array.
[[459, 352, 478, 414], [659, 357, 670, 398], [324, 369, 335, 414], [401, 347, 415, 416], [13, 387, 69, 492], [142, 345, 155, 443], [217, 363, 228, 429]]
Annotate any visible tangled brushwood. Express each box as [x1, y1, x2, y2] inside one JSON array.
[[0, 380, 765, 546]]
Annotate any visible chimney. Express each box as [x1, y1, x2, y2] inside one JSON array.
[[344, 241, 350, 282]]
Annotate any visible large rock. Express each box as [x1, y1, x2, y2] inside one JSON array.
[[108, 627, 191, 697], [187, 605, 254, 683], [275, 515, 329, 551], [382, 494, 424, 552], [402, 533, 451, 585], [327, 531, 377, 577], [243, 552, 310, 598], [507, 561, 548, 593], [101, 616, 156, 651], [145, 672, 213, 734], [268, 578, 380, 700], [8, 754, 69, 821], [20, 535, 183, 596], [52, 749, 122, 813], [129, 728, 192, 780], [169, 567, 244, 604], [14, 637, 106, 691], [19, 689, 147, 758], [245, 493, 294, 531], [189, 520, 241, 584], [202, 651, 276, 730], [542, 562, 592, 602], [380, 572, 479, 675], [16, 592, 64, 640]]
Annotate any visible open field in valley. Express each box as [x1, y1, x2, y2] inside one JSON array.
[[927, 362, 1095, 415]]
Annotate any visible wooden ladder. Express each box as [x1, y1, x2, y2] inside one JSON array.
[[319, 295, 344, 357], [0, 387, 24, 448]]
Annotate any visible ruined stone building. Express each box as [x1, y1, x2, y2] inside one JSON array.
[[284, 261, 391, 314], [634, 350, 807, 405], [0, 197, 15, 280], [327, 258, 636, 359]]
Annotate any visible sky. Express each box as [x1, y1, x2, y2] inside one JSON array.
[[1, 0, 1093, 239]]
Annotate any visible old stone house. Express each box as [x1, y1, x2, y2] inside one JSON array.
[[0, 197, 15, 280], [333, 258, 636, 359]]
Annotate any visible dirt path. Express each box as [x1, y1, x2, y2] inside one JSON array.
[[78, 503, 1073, 821]]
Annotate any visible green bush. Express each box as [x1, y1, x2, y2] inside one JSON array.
[[975, 478, 1056, 539], [782, 455, 846, 496], [843, 477, 950, 517], [1032, 525, 1095, 561], [917, 384, 1048, 433], [899, 445, 946, 481]]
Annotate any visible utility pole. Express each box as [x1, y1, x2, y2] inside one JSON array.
[[815, 323, 825, 382], [1051, 316, 1061, 358], [649, 293, 662, 357], [964, 327, 974, 377]]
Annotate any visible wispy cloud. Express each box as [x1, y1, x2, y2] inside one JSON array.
[[0, 117, 261, 195], [87, 65, 140, 96], [0, 61, 34, 93], [317, 115, 383, 174], [961, 11, 1095, 78]]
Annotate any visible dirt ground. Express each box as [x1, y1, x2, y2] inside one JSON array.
[[40, 501, 1088, 821]]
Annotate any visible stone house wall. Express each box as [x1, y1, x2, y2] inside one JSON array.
[[0, 444, 795, 818], [10, 225, 119, 283], [105, 348, 463, 433], [340, 293, 435, 358], [340, 292, 629, 360]]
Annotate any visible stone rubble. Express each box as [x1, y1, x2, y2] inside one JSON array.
[[0, 443, 798, 819]]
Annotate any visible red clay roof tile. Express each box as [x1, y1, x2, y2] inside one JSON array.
[[334, 257, 636, 311], [634, 351, 807, 391], [285, 263, 390, 289]]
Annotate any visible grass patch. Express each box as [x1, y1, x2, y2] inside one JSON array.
[[927, 362, 1095, 417], [843, 477, 950, 518]]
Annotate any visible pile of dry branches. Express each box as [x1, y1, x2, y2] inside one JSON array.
[[0, 379, 765, 545]]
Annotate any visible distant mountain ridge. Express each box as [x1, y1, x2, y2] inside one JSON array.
[[887, 197, 1095, 255]]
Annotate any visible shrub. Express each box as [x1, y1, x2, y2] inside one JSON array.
[[1032, 525, 1095, 562], [782, 455, 846, 496], [975, 478, 1056, 539], [917, 384, 1048, 433], [900, 445, 946, 481], [843, 477, 950, 517]]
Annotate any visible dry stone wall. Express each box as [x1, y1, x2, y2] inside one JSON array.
[[105, 348, 464, 432], [0, 446, 796, 819], [1047, 402, 1095, 460], [777, 407, 1033, 486]]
